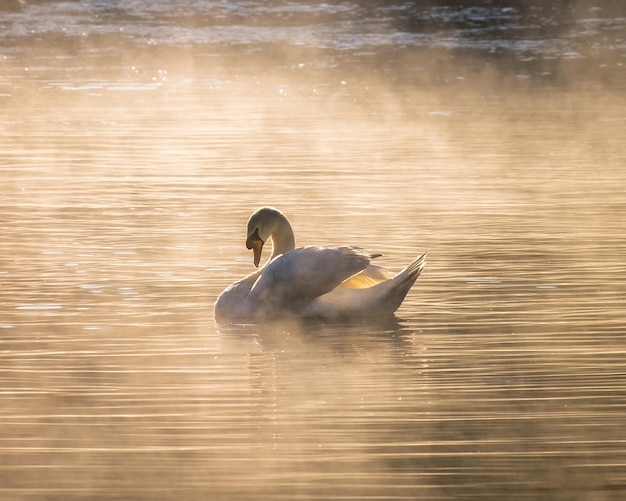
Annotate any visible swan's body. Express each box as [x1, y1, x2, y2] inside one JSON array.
[[214, 207, 426, 321]]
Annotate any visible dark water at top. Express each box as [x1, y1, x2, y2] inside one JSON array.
[[1, 1, 625, 500]]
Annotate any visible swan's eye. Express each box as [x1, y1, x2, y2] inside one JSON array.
[[246, 227, 263, 249]]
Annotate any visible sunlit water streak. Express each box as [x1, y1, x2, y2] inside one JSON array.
[[1, 1, 626, 500]]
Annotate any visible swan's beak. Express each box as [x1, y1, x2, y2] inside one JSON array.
[[246, 228, 264, 267], [251, 239, 264, 267]]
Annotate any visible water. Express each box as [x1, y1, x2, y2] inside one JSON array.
[[1, 1, 626, 499]]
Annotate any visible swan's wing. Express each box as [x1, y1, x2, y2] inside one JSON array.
[[246, 246, 372, 313], [305, 251, 427, 319]]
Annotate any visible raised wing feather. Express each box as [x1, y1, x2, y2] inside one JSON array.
[[340, 263, 395, 289]]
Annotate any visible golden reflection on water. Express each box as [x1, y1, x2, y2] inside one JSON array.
[[2, 43, 626, 501]]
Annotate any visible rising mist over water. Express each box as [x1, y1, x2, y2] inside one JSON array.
[[1, 1, 625, 500]]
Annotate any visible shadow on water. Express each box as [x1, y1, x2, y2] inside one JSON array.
[[215, 314, 408, 350]]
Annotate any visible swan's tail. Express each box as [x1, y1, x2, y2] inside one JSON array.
[[376, 251, 427, 314]]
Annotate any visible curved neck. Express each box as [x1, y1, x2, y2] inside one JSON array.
[[269, 217, 296, 260]]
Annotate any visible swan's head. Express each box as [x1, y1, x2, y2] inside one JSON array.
[[245, 206, 286, 267]]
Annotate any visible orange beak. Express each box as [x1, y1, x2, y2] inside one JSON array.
[[246, 228, 264, 267], [251, 238, 264, 267]]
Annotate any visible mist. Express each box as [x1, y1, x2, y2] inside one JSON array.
[[1, 1, 625, 500]]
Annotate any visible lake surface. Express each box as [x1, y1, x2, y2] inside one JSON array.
[[1, 1, 625, 499]]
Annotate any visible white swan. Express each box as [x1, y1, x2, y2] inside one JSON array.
[[214, 207, 426, 321]]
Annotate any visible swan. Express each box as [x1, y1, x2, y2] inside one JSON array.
[[214, 207, 427, 321]]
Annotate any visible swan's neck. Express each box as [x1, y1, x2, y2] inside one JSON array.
[[269, 217, 296, 260]]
